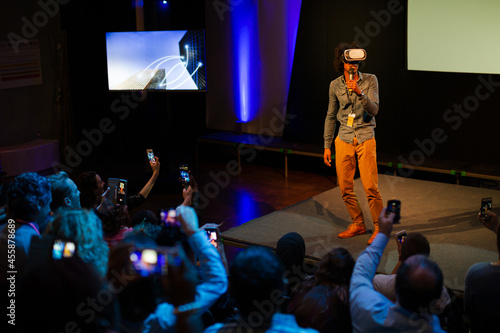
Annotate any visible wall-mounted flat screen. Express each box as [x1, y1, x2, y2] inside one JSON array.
[[106, 30, 206, 91], [408, 0, 500, 75]]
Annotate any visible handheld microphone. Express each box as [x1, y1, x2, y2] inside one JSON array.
[[348, 68, 354, 95]]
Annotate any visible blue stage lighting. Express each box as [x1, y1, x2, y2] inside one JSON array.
[[231, 2, 259, 123]]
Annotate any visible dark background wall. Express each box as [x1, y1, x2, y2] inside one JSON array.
[[0, 0, 62, 146], [1, 0, 498, 179], [285, 0, 500, 173], [205, 0, 302, 136], [0, 0, 207, 176]]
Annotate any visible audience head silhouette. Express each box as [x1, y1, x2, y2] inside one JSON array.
[[396, 254, 443, 313]]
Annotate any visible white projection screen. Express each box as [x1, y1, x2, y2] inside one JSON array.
[[408, 0, 500, 74]]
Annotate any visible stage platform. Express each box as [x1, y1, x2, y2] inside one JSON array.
[[221, 174, 500, 292]]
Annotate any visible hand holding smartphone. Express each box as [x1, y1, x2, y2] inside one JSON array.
[[160, 208, 181, 228], [52, 240, 76, 260], [201, 223, 223, 247], [386, 199, 401, 224], [205, 228, 218, 247], [129, 247, 173, 277], [147, 149, 155, 164], [396, 230, 407, 243], [108, 178, 127, 205], [179, 164, 190, 187], [481, 197, 492, 219]]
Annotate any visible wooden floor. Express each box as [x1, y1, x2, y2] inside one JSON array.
[[194, 162, 336, 231]]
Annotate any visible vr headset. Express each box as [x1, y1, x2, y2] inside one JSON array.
[[343, 49, 367, 63]]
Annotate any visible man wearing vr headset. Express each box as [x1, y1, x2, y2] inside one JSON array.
[[323, 42, 383, 245]]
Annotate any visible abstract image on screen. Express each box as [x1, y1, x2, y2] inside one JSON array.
[[106, 30, 206, 91]]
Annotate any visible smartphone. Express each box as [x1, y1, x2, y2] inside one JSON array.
[[147, 149, 155, 163], [129, 247, 169, 277], [205, 228, 218, 247], [108, 178, 127, 205], [52, 239, 76, 260], [179, 164, 190, 186], [396, 230, 407, 243], [386, 199, 401, 223], [481, 197, 492, 218], [160, 208, 180, 227]]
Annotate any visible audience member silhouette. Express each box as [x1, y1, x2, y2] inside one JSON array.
[[132, 209, 160, 226], [75, 170, 104, 209], [0, 172, 53, 332], [276, 232, 310, 298], [204, 246, 319, 333], [106, 234, 162, 331], [464, 211, 500, 332], [101, 204, 133, 248], [44, 209, 109, 278], [0, 172, 52, 273], [48, 171, 81, 212], [289, 247, 354, 333], [18, 255, 113, 333]]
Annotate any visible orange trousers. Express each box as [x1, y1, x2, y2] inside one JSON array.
[[335, 136, 383, 227]]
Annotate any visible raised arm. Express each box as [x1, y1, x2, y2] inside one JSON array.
[[176, 206, 228, 312], [139, 156, 161, 199]]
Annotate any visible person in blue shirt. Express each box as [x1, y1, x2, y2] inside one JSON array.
[[350, 207, 445, 332], [141, 205, 228, 332]]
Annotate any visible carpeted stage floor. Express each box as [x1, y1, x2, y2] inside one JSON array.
[[221, 174, 500, 291]]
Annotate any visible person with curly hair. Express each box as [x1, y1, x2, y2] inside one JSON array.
[[0, 172, 52, 290], [45, 209, 109, 278], [288, 247, 355, 333], [323, 41, 383, 244], [1, 172, 52, 254]]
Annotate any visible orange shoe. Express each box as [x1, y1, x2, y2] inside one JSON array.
[[338, 224, 366, 239], [367, 229, 379, 245]]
